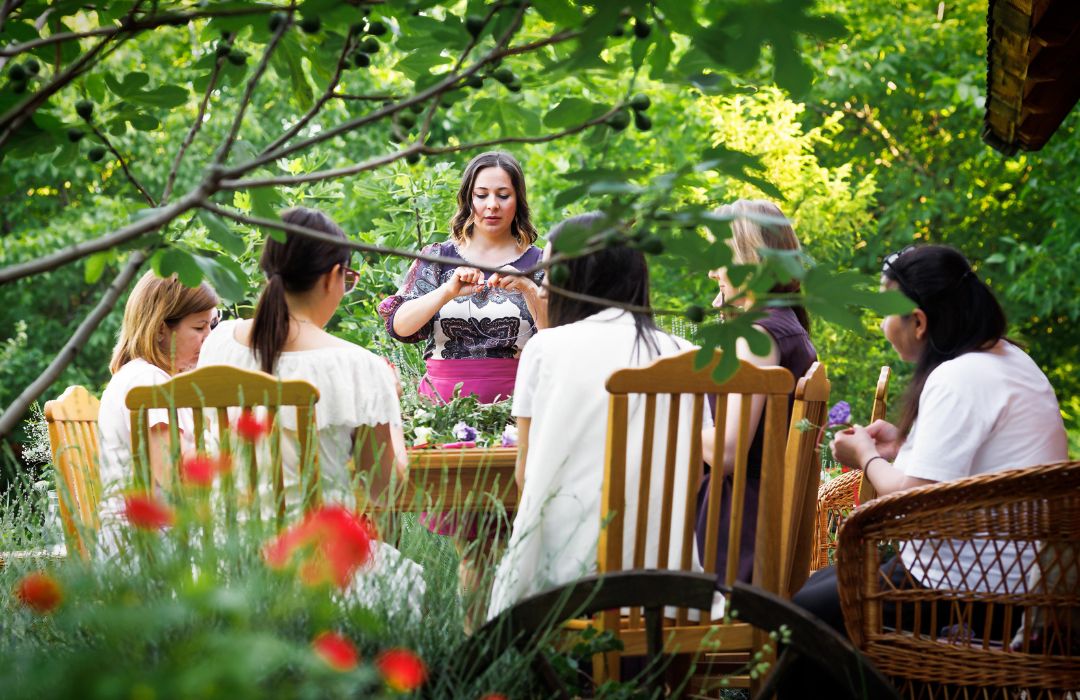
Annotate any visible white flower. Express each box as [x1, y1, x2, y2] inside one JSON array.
[[413, 426, 434, 446], [500, 424, 518, 447]]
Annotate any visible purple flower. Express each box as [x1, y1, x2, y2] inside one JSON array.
[[827, 401, 851, 427], [500, 424, 518, 448], [452, 421, 478, 442]]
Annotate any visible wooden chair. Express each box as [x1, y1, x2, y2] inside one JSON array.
[[811, 365, 891, 571], [781, 362, 831, 598], [590, 348, 803, 685], [126, 365, 320, 526], [836, 459, 1080, 699], [45, 386, 102, 560], [0, 387, 97, 568]]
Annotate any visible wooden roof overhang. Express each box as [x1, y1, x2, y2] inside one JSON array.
[[984, 0, 1080, 155]]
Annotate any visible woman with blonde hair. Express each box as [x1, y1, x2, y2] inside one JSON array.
[[695, 199, 817, 583], [98, 270, 219, 497]]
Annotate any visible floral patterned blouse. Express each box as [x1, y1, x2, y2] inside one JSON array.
[[377, 242, 544, 361]]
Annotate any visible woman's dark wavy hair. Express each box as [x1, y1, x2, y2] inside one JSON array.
[[546, 213, 666, 358], [250, 207, 351, 373], [884, 244, 1006, 437], [449, 151, 538, 245]]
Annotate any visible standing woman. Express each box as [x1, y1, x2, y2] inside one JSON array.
[[99, 271, 220, 496], [695, 199, 818, 584], [377, 150, 545, 404]]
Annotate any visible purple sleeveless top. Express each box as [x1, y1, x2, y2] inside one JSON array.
[[695, 307, 817, 584]]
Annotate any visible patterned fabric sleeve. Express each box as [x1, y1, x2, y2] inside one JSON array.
[[377, 243, 444, 343]]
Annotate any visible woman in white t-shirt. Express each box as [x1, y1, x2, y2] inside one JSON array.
[[98, 271, 220, 500], [782, 245, 1067, 695], [487, 213, 708, 618], [198, 207, 406, 508]]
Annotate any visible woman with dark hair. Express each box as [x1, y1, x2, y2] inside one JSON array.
[[198, 207, 406, 509], [696, 199, 817, 583], [487, 213, 710, 617], [778, 245, 1067, 696], [377, 150, 544, 404]]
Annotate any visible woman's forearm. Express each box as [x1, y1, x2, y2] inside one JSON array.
[[392, 286, 454, 338], [523, 287, 547, 330]]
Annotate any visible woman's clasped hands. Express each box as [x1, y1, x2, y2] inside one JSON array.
[[831, 419, 904, 471]]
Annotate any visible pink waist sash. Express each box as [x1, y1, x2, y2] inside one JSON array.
[[419, 358, 518, 404]]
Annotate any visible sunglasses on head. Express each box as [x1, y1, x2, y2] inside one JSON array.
[[881, 245, 920, 308]]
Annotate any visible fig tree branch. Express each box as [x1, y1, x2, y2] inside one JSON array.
[[0, 250, 149, 438], [0, 186, 207, 285], [0, 5, 288, 58], [88, 121, 156, 207], [212, 8, 291, 167], [162, 51, 225, 204], [221, 0, 536, 178], [259, 29, 356, 157]]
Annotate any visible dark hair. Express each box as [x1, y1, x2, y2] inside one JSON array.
[[546, 213, 664, 358], [449, 151, 538, 245], [250, 207, 351, 374], [883, 245, 1006, 437]]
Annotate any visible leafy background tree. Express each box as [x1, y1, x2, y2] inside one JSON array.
[[1, 0, 1077, 492]]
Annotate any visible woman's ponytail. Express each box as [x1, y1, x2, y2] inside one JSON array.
[[250, 272, 290, 374]]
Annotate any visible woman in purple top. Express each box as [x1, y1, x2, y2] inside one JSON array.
[[695, 199, 818, 584], [378, 151, 545, 404]]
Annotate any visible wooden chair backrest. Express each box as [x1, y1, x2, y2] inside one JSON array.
[[857, 365, 891, 503], [781, 362, 830, 597], [600, 348, 795, 626], [44, 386, 101, 560], [836, 459, 1080, 698], [125, 365, 320, 525]]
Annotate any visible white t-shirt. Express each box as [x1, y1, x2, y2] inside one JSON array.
[[487, 308, 710, 618], [896, 341, 1068, 592], [197, 320, 402, 508], [98, 358, 194, 498]]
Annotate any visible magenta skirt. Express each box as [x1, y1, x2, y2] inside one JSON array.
[[418, 358, 517, 540], [418, 358, 518, 405]]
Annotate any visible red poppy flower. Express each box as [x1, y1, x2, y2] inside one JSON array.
[[179, 454, 218, 487], [376, 648, 428, 692], [262, 505, 374, 589], [312, 631, 359, 672], [235, 410, 270, 442], [15, 571, 62, 614], [123, 493, 175, 530]]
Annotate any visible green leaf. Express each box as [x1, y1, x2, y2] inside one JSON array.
[[198, 211, 247, 257], [249, 187, 281, 221], [745, 326, 773, 357], [193, 254, 246, 304], [543, 98, 608, 129], [532, 0, 583, 27], [158, 248, 204, 287], [104, 71, 150, 97], [84, 251, 109, 284], [128, 85, 189, 109]]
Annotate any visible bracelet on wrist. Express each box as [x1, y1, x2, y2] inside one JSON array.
[[862, 454, 887, 474]]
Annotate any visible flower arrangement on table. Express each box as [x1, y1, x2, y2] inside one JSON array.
[[401, 390, 517, 450]]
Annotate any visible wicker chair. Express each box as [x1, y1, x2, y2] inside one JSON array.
[[836, 460, 1080, 699], [810, 366, 891, 571]]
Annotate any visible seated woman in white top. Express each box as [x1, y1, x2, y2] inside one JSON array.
[[780, 244, 1068, 697], [487, 213, 709, 618], [197, 207, 406, 510], [98, 271, 220, 501]]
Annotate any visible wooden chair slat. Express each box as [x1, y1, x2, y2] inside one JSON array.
[[598, 394, 630, 574], [629, 393, 658, 631], [725, 396, 754, 589], [43, 386, 102, 560], [752, 394, 790, 594], [703, 393, 729, 578], [656, 393, 681, 570], [857, 366, 891, 503], [676, 393, 705, 625]]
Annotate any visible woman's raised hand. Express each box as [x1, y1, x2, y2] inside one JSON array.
[[442, 266, 484, 297], [488, 266, 540, 298], [831, 424, 878, 470]]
